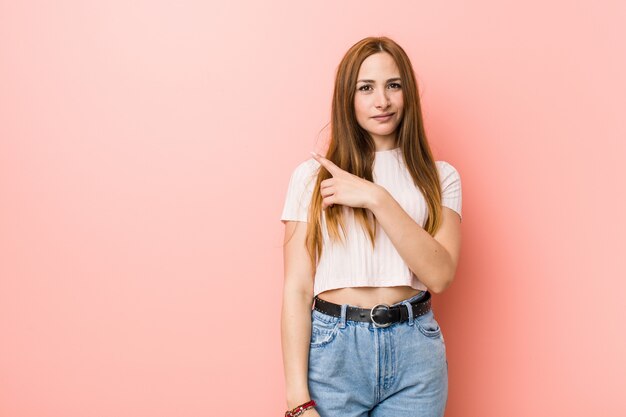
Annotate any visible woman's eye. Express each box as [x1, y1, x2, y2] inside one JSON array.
[[358, 83, 400, 91]]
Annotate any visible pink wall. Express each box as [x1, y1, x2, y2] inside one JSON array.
[[1, 1, 625, 416]]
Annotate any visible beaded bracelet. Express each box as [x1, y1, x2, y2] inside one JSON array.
[[285, 399, 316, 417]]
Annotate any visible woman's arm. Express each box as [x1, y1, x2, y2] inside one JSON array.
[[368, 188, 462, 294], [281, 220, 316, 410], [309, 151, 462, 295]]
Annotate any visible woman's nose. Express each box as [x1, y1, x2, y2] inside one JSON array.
[[375, 90, 390, 109]]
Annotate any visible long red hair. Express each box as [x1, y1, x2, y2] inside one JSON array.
[[305, 36, 444, 274]]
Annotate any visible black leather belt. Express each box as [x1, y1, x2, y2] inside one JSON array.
[[313, 291, 432, 328]]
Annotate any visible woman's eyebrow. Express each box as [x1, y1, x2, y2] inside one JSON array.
[[357, 77, 402, 83]]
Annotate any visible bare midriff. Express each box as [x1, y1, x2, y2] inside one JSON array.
[[316, 285, 425, 309]]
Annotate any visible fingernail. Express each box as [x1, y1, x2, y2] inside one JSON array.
[[310, 151, 318, 157]]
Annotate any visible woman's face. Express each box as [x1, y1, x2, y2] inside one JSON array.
[[354, 52, 404, 147]]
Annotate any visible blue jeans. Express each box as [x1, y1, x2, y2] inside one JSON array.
[[308, 292, 448, 417]]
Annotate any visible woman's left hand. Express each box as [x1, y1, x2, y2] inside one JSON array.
[[310, 151, 382, 210]]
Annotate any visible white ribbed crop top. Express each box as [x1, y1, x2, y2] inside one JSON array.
[[280, 147, 462, 297]]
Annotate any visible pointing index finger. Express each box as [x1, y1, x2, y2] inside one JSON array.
[[310, 151, 340, 176]]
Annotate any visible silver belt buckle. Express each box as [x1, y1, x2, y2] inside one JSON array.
[[370, 303, 392, 328]]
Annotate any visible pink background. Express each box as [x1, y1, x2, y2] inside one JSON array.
[[1, 1, 625, 416]]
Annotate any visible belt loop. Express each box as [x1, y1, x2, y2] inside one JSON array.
[[402, 299, 414, 326], [339, 304, 348, 328]]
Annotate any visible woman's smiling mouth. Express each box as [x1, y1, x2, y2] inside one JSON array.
[[372, 112, 395, 121]]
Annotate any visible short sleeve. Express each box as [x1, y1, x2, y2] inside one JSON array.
[[280, 159, 319, 223], [436, 161, 462, 221]]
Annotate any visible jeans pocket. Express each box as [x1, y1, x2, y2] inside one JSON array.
[[415, 310, 442, 338], [310, 311, 341, 348]]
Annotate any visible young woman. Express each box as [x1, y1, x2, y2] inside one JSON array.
[[280, 36, 462, 417]]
